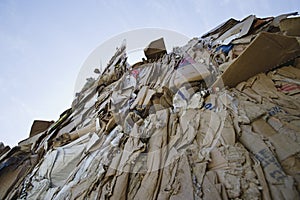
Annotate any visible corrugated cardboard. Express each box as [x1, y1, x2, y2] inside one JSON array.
[[280, 17, 300, 36], [29, 120, 53, 137], [2, 13, 300, 200], [212, 15, 255, 46], [239, 125, 299, 199], [0, 164, 24, 199], [212, 32, 300, 88], [202, 18, 239, 39], [173, 56, 211, 88], [144, 38, 167, 60], [130, 86, 156, 110]]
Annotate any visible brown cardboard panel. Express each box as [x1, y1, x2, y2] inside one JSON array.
[[29, 120, 53, 137], [212, 15, 255, 46], [0, 166, 23, 199], [295, 57, 300, 69], [0, 146, 10, 158], [280, 17, 300, 36], [212, 32, 300, 88], [144, 37, 167, 60], [202, 18, 239, 39]]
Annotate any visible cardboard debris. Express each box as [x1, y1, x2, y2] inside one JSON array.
[[1, 12, 300, 200], [212, 32, 300, 88], [0, 142, 10, 158], [144, 37, 167, 60], [280, 17, 300, 36], [29, 120, 54, 137], [172, 56, 211, 88], [202, 18, 239, 40], [212, 15, 255, 46]]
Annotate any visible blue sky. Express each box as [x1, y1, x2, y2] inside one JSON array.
[[0, 0, 299, 146]]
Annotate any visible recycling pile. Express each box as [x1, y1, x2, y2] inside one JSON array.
[[1, 12, 300, 200]]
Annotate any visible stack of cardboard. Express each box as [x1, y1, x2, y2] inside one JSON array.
[[1, 12, 300, 200]]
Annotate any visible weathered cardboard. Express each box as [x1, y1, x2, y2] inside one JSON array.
[[294, 57, 300, 69], [0, 164, 23, 199], [18, 131, 45, 147], [29, 120, 53, 137], [279, 17, 300, 36], [173, 56, 211, 88], [202, 18, 239, 39], [239, 125, 299, 199], [212, 32, 300, 88], [252, 118, 300, 162], [144, 37, 167, 60], [130, 86, 155, 110], [212, 15, 255, 46]]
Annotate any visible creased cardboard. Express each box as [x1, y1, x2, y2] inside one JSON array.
[[202, 18, 239, 39], [212, 15, 255, 46], [2, 12, 300, 200], [212, 32, 300, 88], [172, 56, 210, 88]]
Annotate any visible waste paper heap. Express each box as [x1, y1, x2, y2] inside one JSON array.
[[1, 12, 300, 200]]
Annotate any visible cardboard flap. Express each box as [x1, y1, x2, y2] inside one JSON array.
[[144, 37, 167, 60], [212, 32, 300, 88], [29, 120, 53, 137], [280, 17, 300, 36]]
